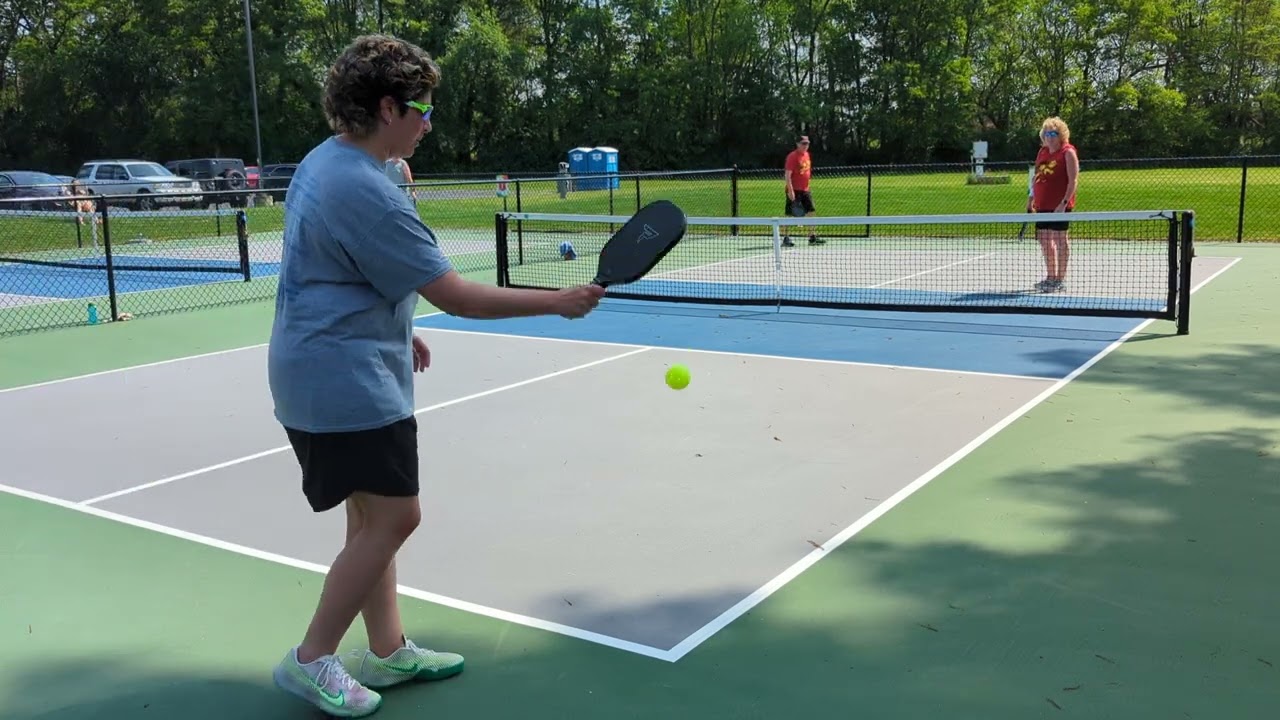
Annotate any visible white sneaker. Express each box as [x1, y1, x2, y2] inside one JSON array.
[[345, 637, 465, 689], [273, 647, 383, 717]]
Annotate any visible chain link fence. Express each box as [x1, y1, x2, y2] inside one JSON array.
[[735, 154, 1279, 243], [0, 191, 281, 336], [1, 157, 1273, 336]]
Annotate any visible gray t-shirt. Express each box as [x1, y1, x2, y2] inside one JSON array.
[[267, 137, 452, 433]]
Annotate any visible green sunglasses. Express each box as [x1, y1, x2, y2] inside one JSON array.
[[404, 100, 433, 122]]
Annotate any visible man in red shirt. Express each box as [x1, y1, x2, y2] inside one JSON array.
[[1027, 117, 1079, 292], [783, 136, 823, 247]]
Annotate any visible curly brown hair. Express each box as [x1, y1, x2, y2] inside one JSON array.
[[323, 34, 441, 138]]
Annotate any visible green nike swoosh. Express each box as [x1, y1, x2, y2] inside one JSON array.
[[318, 687, 346, 707], [376, 658, 420, 673]]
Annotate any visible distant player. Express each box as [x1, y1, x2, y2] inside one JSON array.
[[1028, 117, 1079, 292], [783, 135, 823, 247], [385, 155, 414, 199]]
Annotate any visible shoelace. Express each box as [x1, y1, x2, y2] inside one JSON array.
[[315, 655, 360, 691]]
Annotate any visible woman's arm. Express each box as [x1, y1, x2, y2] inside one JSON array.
[[1061, 148, 1080, 208]]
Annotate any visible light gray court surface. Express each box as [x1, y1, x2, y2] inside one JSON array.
[[0, 326, 1061, 657]]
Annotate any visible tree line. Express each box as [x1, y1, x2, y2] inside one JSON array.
[[1, 0, 1276, 177]]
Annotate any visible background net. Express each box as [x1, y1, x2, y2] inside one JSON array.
[[496, 210, 1191, 320]]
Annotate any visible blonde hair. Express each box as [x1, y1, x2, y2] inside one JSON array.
[[1040, 116, 1070, 144]]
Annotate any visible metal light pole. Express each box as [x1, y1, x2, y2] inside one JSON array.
[[242, 0, 264, 170]]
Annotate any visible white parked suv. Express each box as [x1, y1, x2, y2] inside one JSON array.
[[75, 159, 204, 211]]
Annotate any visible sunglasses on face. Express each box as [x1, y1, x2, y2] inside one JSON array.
[[404, 100, 433, 123]]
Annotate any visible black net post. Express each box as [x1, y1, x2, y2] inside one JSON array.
[[99, 196, 119, 323], [236, 210, 251, 281], [1165, 214, 1179, 322], [1178, 210, 1195, 335], [494, 212, 509, 287]]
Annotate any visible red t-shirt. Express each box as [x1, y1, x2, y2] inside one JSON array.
[[1032, 142, 1077, 210], [785, 150, 811, 192]]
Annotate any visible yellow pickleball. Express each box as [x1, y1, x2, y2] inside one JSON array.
[[665, 364, 690, 390]]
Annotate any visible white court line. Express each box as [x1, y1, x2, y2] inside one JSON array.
[[414, 326, 1063, 383], [77, 346, 651, 506], [662, 254, 1244, 662], [0, 482, 671, 662], [0, 310, 444, 395], [871, 252, 995, 288]]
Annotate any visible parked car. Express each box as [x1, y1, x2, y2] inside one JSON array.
[[164, 158, 250, 207], [258, 163, 297, 201], [0, 170, 73, 211], [75, 160, 203, 210]]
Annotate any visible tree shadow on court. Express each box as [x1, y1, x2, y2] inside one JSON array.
[[2, 656, 311, 720], [1032, 341, 1280, 417]]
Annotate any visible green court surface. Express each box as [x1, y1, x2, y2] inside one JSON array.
[[2, 245, 1278, 719]]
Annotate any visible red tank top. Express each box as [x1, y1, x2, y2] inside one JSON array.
[[1032, 143, 1077, 210]]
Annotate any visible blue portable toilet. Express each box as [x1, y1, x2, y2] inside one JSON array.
[[566, 146, 620, 191], [567, 147, 593, 190], [591, 147, 620, 190]]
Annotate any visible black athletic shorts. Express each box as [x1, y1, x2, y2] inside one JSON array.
[[785, 190, 815, 215], [1034, 206, 1072, 232], [283, 415, 419, 512]]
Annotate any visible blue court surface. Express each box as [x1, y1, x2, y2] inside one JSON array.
[[415, 298, 1155, 380], [0, 254, 282, 299], [611, 277, 1170, 314]]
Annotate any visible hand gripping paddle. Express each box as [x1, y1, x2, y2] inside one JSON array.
[[591, 200, 687, 288]]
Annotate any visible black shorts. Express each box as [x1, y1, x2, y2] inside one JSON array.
[[1034, 207, 1071, 232], [786, 190, 815, 216], [284, 415, 419, 512]]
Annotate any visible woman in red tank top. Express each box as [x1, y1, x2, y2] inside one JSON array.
[[1026, 117, 1079, 292]]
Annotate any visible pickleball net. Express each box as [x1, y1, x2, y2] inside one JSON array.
[[495, 209, 1196, 333]]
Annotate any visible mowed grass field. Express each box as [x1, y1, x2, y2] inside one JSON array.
[[414, 164, 1280, 242], [1, 165, 1275, 260]]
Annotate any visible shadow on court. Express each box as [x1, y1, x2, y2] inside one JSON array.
[[1060, 341, 1280, 417], [3, 659, 299, 720]]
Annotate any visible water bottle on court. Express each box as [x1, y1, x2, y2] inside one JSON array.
[[87, 303, 98, 324]]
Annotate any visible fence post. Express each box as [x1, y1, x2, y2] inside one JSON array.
[[236, 210, 251, 281], [1236, 156, 1248, 243], [515, 179, 523, 255], [99, 196, 119, 322], [731, 165, 740, 236], [864, 167, 873, 236]]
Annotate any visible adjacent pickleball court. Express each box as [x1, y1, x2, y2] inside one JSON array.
[[0, 207, 1240, 663]]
